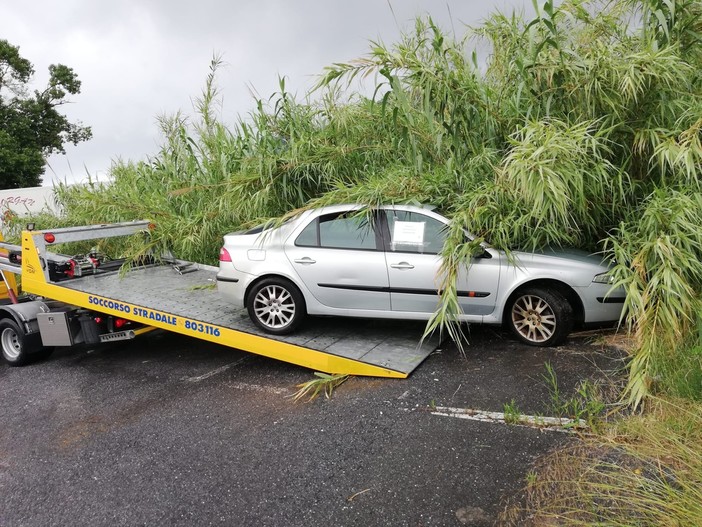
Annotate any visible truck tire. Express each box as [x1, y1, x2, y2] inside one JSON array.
[[0, 318, 33, 366]]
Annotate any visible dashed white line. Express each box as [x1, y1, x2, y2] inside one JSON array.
[[431, 406, 587, 432], [183, 358, 248, 383], [226, 382, 290, 395]]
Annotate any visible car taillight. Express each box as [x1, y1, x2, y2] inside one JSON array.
[[219, 247, 232, 262]]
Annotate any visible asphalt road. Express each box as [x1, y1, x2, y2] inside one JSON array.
[[0, 324, 622, 526]]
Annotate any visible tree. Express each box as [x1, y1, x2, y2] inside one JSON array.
[[0, 39, 92, 189]]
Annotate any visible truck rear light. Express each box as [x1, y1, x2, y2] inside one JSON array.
[[219, 247, 232, 262], [114, 318, 127, 329], [44, 233, 56, 244]]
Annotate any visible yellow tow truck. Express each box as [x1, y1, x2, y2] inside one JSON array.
[[0, 221, 438, 376]]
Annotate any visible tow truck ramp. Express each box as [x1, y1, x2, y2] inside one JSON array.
[[59, 265, 439, 377], [8, 221, 440, 377]]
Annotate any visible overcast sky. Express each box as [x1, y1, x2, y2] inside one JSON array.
[[1, 1, 534, 186]]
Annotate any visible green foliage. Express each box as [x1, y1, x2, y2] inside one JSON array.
[[650, 331, 702, 401], [606, 189, 702, 405], [543, 361, 607, 429], [292, 373, 350, 402], [503, 399, 522, 424], [38, 1, 702, 405], [0, 39, 92, 189], [501, 398, 702, 526]]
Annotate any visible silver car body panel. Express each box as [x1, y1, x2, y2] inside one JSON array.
[[284, 244, 391, 311], [217, 204, 623, 326]]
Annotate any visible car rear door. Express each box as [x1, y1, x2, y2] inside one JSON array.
[[382, 209, 501, 316], [284, 210, 391, 310]]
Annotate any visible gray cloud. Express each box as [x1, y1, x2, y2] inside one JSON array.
[[0, 0, 534, 185]]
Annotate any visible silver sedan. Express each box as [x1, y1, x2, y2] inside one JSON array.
[[216, 204, 624, 346]]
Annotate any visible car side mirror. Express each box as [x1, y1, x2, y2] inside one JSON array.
[[472, 247, 492, 259], [465, 238, 491, 259]]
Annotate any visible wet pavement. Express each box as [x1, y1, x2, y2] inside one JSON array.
[[0, 324, 623, 526]]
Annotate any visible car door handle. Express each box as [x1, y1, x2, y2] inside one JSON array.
[[390, 262, 414, 270], [294, 257, 316, 265]]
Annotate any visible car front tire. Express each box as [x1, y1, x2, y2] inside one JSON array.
[[507, 287, 573, 347], [247, 278, 306, 335]]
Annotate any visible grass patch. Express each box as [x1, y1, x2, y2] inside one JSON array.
[[499, 398, 702, 526], [651, 341, 702, 401], [292, 373, 350, 402], [543, 361, 611, 431], [503, 399, 522, 425]]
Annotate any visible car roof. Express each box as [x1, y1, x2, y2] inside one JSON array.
[[305, 203, 439, 216]]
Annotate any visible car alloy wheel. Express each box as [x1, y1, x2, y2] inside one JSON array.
[[511, 294, 557, 343], [247, 278, 306, 335], [508, 287, 572, 347]]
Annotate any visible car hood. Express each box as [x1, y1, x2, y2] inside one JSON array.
[[499, 247, 611, 287], [534, 247, 609, 266]]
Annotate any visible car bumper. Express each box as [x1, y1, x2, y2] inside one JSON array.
[[216, 271, 246, 307]]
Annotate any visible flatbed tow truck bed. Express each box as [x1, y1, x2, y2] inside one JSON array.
[[1, 221, 439, 377], [61, 264, 439, 376]]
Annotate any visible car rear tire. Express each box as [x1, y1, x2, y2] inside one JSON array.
[[247, 278, 306, 335], [507, 287, 573, 347]]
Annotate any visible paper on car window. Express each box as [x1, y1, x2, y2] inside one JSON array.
[[393, 221, 425, 245]]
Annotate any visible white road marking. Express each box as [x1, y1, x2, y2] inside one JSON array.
[[183, 358, 248, 383], [226, 382, 290, 395], [182, 357, 290, 395], [397, 390, 411, 400], [431, 406, 587, 432]]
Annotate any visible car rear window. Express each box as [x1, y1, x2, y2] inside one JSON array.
[[295, 212, 377, 250]]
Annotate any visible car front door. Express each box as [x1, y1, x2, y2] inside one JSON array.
[[382, 209, 501, 316], [284, 210, 391, 311]]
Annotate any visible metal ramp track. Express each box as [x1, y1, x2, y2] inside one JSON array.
[[57, 265, 441, 377]]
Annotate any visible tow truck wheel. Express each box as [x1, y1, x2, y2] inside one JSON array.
[[0, 318, 32, 366], [0, 318, 51, 366]]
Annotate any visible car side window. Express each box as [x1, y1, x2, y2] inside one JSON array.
[[295, 220, 318, 247], [295, 212, 378, 250], [385, 211, 448, 254]]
